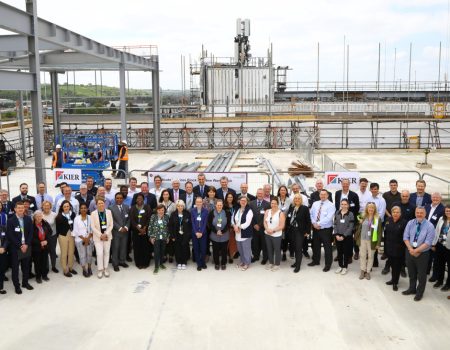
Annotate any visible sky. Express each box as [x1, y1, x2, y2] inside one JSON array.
[[2, 0, 450, 91]]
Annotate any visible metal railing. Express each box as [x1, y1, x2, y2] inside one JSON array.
[[421, 173, 450, 202]]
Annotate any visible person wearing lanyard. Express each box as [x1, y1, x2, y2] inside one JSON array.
[[130, 193, 152, 269], [355, 202, 382, 280], [148, 204, 170, 274], [224, 192, 238, 264], [402, 206, 436, 301], [233, 196, 254, 271], [160, 189, 176, 264], [207, 199, 231, 270], [277, 185, 293, 261], [332, 199, 354, 276], [0, 202, 8, 294], [169, 200, 192, 270], [31, 210, 52, 284], [110, 193, 130, 272], [431, 205, 450, 292], [55, 200, 77, 277], [72, 203, 94, 277], [249, 188, 271, 265], [92, 198, 113, 278], [6, 201, 34, 294], [42, 201, 58, 273], [263, 198, 285, 271], [191, 197, 209, 271]]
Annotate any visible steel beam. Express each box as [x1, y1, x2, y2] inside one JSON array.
[[0, 34, 63, 51], [0, 70, 35, 90], [18, 91, 27, 163], [119, 60, 127, 143], [0, 2, 157, 71], [26, 0, 46, 184], [152, 60, 161, 150]]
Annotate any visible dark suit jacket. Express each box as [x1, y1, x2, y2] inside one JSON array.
[[75, 193, 94, 212], [409, 192, 432, 208], [425, 203, 445, 227], [334, 190, 360, 217], [285, 205, 311, 235], [249, 199, 271, 228], [309, 190, 332, 207], [237, 192, 256, 201], [193, 185, 210, 199], [11, 195, 37, 212], [6, 215, 33, 251], [168, 188, 186, 204], [1, 200, 14, 217], [109, 204, 130, 235], [216, 188, 237, 201], [132, 192, 157, 211]]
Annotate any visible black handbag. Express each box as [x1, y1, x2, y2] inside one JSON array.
[[17, 247, 31, 260]]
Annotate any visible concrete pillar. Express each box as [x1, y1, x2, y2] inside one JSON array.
[[119, 60, 127, 143], [152, 60, 161, 151]]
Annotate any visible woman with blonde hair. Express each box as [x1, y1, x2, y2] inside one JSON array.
[[91, 197, 113, 278], [355, 202, 382, 280]]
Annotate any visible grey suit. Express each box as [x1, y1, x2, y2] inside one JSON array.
[[110, 203, 130, 267]]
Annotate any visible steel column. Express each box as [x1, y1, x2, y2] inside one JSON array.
[[18, 90, 27, 162], [152, 59, 161, 150], [50, 71, 61, 145], [26, 0, 46, 184], [119, 60, 127, 142]]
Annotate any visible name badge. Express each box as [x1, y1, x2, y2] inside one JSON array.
[[137, 224, 141, 228], [102, 225, 107, 230], [281, 206, 285, 211], [1, 232, 5, 237], [158, 220, 163, 225], [139, 209, 145, 214], [340, 219, 345, 223], [217, 223, 222, 228], [371, 224, 375, 229], [350, 203, 355, 207], [197, 217, 202, 221], [179, 229, 183, 235], [15, 227, 20, 232], [412, 242, 418, 248], [260, 210, 265, 214], [30, 204, 34, 208], [159, 235, 163, 240], [125, 214, 129, 218], [367, 231, 371, 236], [432, 215, 437, 220], [68, 220, 73, 225], [287, 214, 292, 218]]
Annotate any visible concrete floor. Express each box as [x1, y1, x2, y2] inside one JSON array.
[[0, 150, 449, 349]]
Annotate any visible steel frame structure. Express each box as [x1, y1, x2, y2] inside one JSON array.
[[0, 0, 161, 184]]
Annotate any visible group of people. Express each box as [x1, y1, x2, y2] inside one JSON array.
[[0, 173, 449, 302]]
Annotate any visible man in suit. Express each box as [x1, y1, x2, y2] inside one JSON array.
[[1, 189, 14, 217], [11, 183, 37, 213], [409, 180, 432, 208], [237, 183, 256, 201], [249, 188, 271, 264], [184, 181, 196, 211], [309, 179, 332, 207], [193, 173, 209, 199], [215, 176, 237, 201], [168, 179, 186, 204], [132, 182, 157, 211], [110, 192, 130, 272], [262, 184, 277, 203], [6, 201, 34, 294]]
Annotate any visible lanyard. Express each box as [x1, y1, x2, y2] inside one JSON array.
[[414, 222, 421, 242], [81, 216, 90, 235], [0, 213, 5, 226], [178, 214, 183, 227], [99, 211, 106, 225]]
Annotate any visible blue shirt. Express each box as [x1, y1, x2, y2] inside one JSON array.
[[310, 200, 335, 229], [35, 193, 53, 210], [403, 218, 435, 252]]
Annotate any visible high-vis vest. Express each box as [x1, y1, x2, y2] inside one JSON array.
[[118, 145, 128, 161], [52, 150, 65, 167]]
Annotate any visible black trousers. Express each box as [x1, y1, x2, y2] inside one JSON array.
[[10, 250, 30, 288], [435, 243, 450, 286], [117, 160, 127, 179], [166, 239, 175, 257], [282, 229, 295, 256], [32, 249, 49, 279], [174, 239, 190, 265], [336, 235, 353, 269], [405, 250, 429, 297], [303, 236, 310, 254], [387, 254, 404, 284], [312, 227, 333, 267], [212, 240, 228, 266], [292, 228, 305, 269], [153, 240, 166, 268], [132, 231, 151, 267], [0, 252, 6, 290], [251, 228, 267, 261]]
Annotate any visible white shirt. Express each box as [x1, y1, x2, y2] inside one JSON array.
[[371, 195, 387, 222], [105, 189, 117, 204], [310, 200, 336, 229], [357, 190, 372, 214], [232, 208, 254, 242], [265, 209, 283, 237], [72, 215, 92, 243], [150, 187, 165, 200], [428, 204, 439, 221], [55, 197, 80, 216]]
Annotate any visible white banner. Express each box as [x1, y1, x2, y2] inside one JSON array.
[[147, 172, 248, 192], [324, 171, 360, 190], [54, 168, 82, 186]]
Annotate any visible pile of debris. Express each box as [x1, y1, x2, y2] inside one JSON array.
[[288, 160, 314, 178]]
